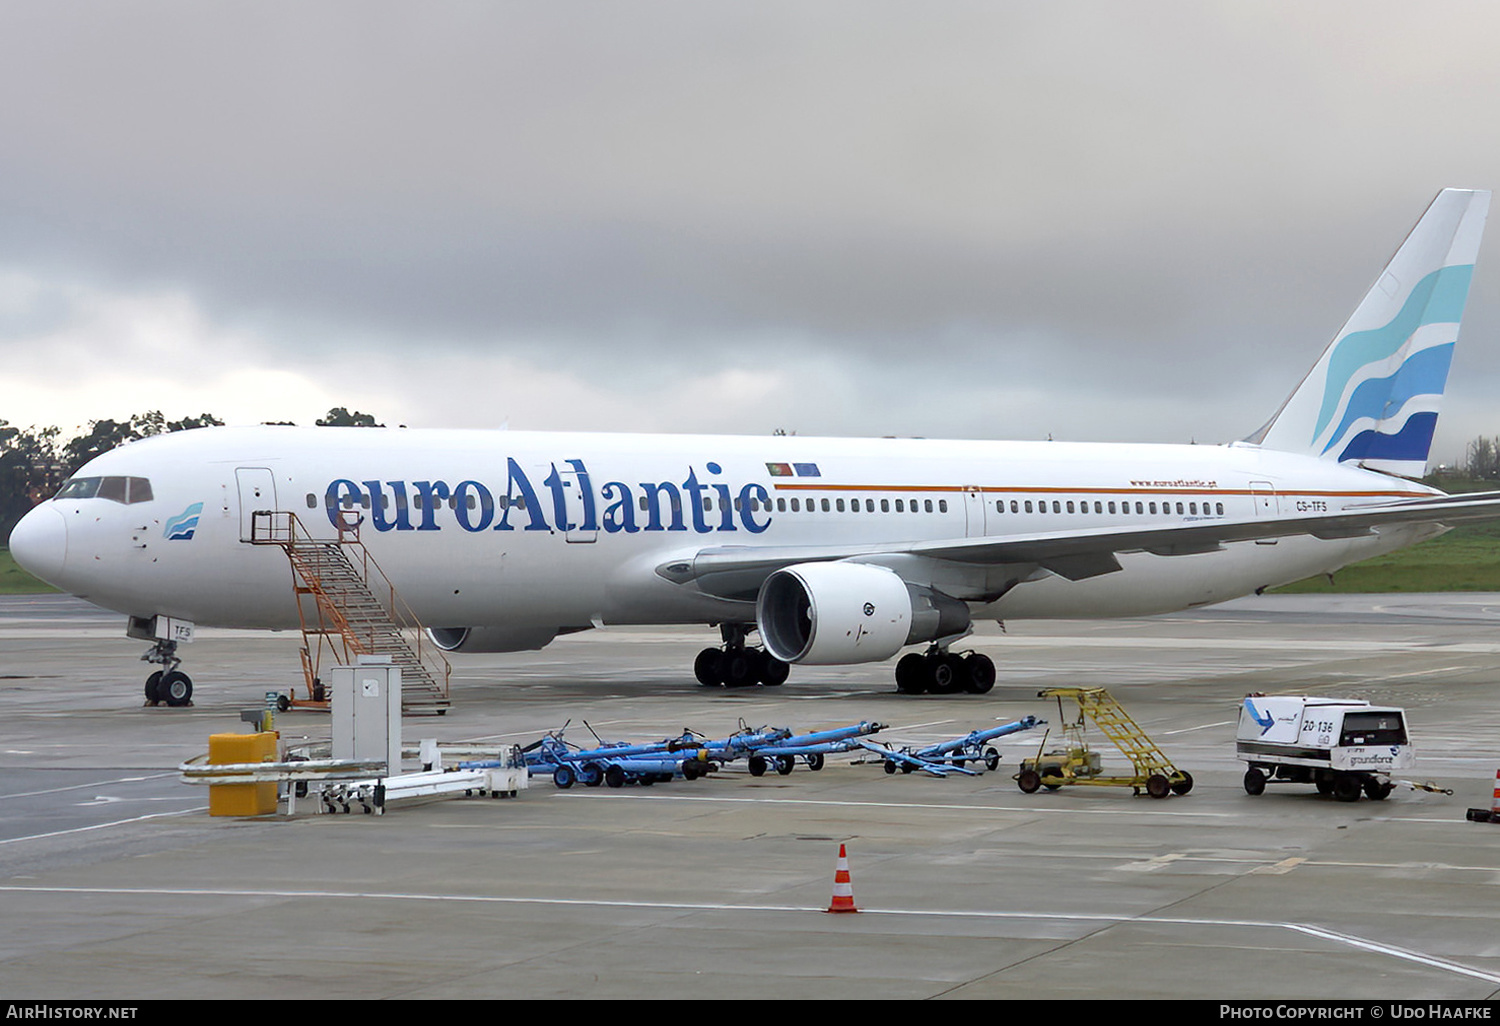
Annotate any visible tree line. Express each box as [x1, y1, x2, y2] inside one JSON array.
[[0, 408, 383, 543]]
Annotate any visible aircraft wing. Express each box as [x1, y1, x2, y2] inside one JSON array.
[[659, 490, 1500, 599]]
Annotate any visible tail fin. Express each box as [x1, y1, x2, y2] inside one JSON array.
[[1252, 188, 1490, 478]]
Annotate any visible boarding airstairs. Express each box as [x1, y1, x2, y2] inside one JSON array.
[[250, 511, 451, 715]]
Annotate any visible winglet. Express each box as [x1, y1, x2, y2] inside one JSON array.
[[1251, 188, 1490, 478]]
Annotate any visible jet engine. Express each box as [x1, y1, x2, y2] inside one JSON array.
[[426, 626, 559, 653], [756, 561, 971, 665]]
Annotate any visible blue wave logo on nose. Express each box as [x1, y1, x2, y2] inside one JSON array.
[[164, 503, 203, 541]]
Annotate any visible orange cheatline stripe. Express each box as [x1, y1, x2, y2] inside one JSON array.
[[770, 483, 1427, 499]]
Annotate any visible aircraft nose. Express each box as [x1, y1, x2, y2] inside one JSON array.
[[9, 504, 67, 585]]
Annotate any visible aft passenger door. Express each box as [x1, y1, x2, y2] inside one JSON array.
[[963, 487, 987, 538], [1250, 480, 1279, 546]]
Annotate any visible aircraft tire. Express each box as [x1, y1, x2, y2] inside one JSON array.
[[895, 653, 927, 694], [963, 654, 996, 694], [144, 671, 163, 704], [160, 671, 193, 707], [694, 648, 722, 686], [721, 650, 756, 688], [929, 656, 959, 694], [759, 653, 789, 686]]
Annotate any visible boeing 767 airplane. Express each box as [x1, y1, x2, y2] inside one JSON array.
[[12, 189, 1500, 703]]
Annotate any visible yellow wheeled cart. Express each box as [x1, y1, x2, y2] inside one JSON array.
[[1015, 687, 1193, 799]]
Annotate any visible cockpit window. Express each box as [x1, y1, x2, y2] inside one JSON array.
[[97, 476, 128, 503], [54, 476, 154, 504], [55, 477, 101, 500]]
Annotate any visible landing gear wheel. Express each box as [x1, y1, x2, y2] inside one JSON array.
[[721, 650, 757, 688], [160, 671, 193, 707], [895, 653, 928, 694], [759, 654, 789, 686], [1017, 768, 1042, 793], [1171, 771, 1194, 796], [553, 765, 576, 789], [144, 671, 163, 704], [929, 655, 960, 694], [1145, 774, 1171, 799], [1333, 775, 1363, 802], [694, 648, 722, 686], [963, 653, 996, 694]]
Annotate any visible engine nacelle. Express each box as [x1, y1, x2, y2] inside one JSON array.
[[756, 561, 970, 665], [426, 626, 559, 653]]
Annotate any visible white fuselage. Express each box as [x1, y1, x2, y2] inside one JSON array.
[[13, 426, 1442, 637]]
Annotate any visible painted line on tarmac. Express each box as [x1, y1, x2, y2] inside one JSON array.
[[0, 883, 1494, 986], [0, 772, 178, 801], [0, 807, 202, 845]]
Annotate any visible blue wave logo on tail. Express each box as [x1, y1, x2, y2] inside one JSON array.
[[1312, 264, 1472, 466], [163, 503, 203, 541]]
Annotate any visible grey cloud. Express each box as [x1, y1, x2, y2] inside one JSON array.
[[3, 1, 1500, 447]]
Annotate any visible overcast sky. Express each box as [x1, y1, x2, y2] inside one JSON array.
[[3, 1, 1500, 465]]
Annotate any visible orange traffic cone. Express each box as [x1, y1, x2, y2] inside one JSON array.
[[1467, 769, 1500, 823], [825, 843, 860, 913]]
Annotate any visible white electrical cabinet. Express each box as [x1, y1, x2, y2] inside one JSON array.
[[331, 656, 402, 775]]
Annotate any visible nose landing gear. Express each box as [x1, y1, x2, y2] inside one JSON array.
[[141, 639, 193, 707]]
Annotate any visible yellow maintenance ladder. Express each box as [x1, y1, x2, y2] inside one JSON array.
[[1016, 687, 1192, 799]]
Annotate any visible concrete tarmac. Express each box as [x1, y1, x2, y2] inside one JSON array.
[[2, 593, 1499, 1000]]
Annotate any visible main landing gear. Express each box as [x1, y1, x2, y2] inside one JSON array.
[[895, 645, 996, 695], [695, 624, 790, 688], [141, 639, 193, 707]]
